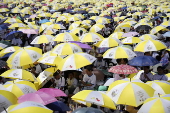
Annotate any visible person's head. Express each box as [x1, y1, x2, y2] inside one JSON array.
[[53, 71, 61, 80], [156, 55, 161, 61], [68, 72, 74, 79], [157, 66, 164, 75], [143, 66, 150, 73], [85, 65, 93, 76], [117, 58, 128, 65]]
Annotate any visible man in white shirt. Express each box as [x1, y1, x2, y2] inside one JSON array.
[[140, 66, 153, 83], [82, 66, 96, 90], [53, 71, 65, 90]]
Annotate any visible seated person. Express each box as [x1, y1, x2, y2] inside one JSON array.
[[152, 66, 168, 81]]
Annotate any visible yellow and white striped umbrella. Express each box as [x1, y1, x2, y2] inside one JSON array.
[[0, 8, 9, 12], [0, 90, 17, 112], [52, 43, 82, 55], [80, 33, 104, 42], [70, 28, 87, 35], [21, 9, 32, 15], [96, 18, 110, 24], [146, 81, 170, 96], [115, 23, 131, 33], [121, 37, 141, 44], [150, 26, 167, 34], [107, 79, 154, 107], [68, 16, 80, 21], [103, 46, 136, 59], [58, 53, 96, 71], [139, 34, 159, 40], [37, 67, 57, 88], [6, 101, 53, 113], [109, 32, 124, 39], [38, 56, 63, 66], [0, 69, 37, 81], [47, 24, 66, 30], [90, 16, 100, 21], [38, 13, 51, 17], [11, 8, 21, 13], [72, 90, 116, 110], [4, 18, 22, 23], [69, 21, 81, 30], [57, 16, 68, 22], [161, 21, 170, 27], [4, 81, 37, 98], [74, 14, 85, 19], [7, 47, 42, 66], [9, 23, 28, 29], [134, 39, 167, 52], [138, 96, 170, 113], [51, 13, 61, 18], [95, 37, 121, 48], [134, 22, 152, 29], [90, 24, 105, 32], [0, 46, 20, 57], [54, 33, 79, 42], [31, 35, 54, 44]]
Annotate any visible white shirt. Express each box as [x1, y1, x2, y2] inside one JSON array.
[[67, 78, 78, 88], [54, 77, 65, 89], [140, 72, 153, 82], [11, 38, 22, 46], [83, 74, 96, 89], [152, 74, 168, 81], [35, 64, 42, 74]]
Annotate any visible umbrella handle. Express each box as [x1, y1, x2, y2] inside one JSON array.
[[3, 107, 7, 113]]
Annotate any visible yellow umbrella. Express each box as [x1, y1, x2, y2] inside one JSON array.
[[38, 56, 63, 66], [72, 90, 116, 109], [0, 69, 37, 81], [139, 34, 159, 40], [137, 96, 170, 113], [68, 16, 80, 21], [4, 18, 22, 23], [95, 37, 121, 48], [38, 13, 51, 17], [109, 32, 124, 39], [37, 67, 57, 88], [58, 53, 96, 71], [54, 33, 79, 42], [70, 28, 87, 35], [0, 8, 9, 12], [6, 101, 53, 113], [96, 18, 110, 24], [134, 39, 167, 52], [51, 43, 82, 55], [7, 47, 42, 66], [0, 90, 17, 112], [0, 46, 20, 57], [30, 35, 54, 44], [4, 81, 37, 98], [107, 79, 154, 107], [51, 13, 61, 18], [68, 21, 81, 30], [150, 26, 167, 34], [121, 37, 141, 44], [146, 80, 170, 96], [90, 24, 104, 32], [9, 23, 28, 29], [80, 32, 104, 42], [103, 46, 136, 59]]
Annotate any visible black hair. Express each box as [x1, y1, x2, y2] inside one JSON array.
[[143, 66, 150, 69], [157, 66, 164, 70], [85, 65, 93, 71], [68, 72, 74, 75], [53, 71, 60, 77]]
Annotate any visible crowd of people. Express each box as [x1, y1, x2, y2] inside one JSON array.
[[0, 0, 170, 113]]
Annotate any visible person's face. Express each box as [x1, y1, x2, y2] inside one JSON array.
[[85, 69, 91, 76], [69, 73, 73, 79], [120, 59, 126, 64], [157, 68, 164, 75], [143, 67, 149, 73], [54, 74, 60, 80]]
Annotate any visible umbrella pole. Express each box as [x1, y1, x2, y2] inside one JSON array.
[[3, 107, 7, 113]]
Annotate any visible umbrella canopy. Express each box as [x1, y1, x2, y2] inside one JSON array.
[[134, 40, 167, 52], [19, 29, 38, 34], [0, 46, 20, 57], [72, 90, 116, 109], [122, 32, 139, 37], [38, 56, 63, 66], [46, 101, 70, 111], [95, 38, 121, 48], [4, 81, 37, 98], [0, 90, 17, 112], [5, 101, 53, 113], [136, 25, 152, 31], [146, 81, 170, 96], [138, 96, 170, 113], [31, 35, 54, 44], [139, 34, 159, 40], [38, 88, 67, 97], [80, 33, 104, 42], [58, 53, 96, 71], [109, 32, 124, 39], [109, 64, 138, 74], [70, 41, 92, 49], [18, 91, 57, 105], [0, 69, 37, 81], [7, 47, 42, 66], [72, 107, 104, 113], [107, 79, 155, 107], [121, 36, 141, 44], [54, 33, 79, 42], [51, 43, 82, 55], [129, 56, 159, 66], [103, 46, 136, 59]]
